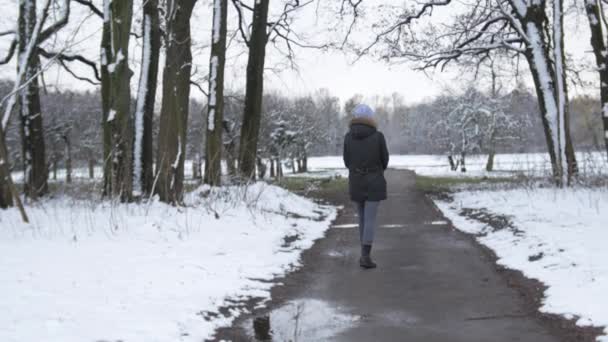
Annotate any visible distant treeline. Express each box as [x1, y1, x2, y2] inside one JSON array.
[[1, 80, 604, 174]]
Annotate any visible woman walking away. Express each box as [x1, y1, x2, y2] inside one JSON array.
[[343, 104, 389, 269]]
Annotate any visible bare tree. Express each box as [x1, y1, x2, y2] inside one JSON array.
[[156, 0, 197, 204], [133, 0, 161, 198], [0, 0, 72, 219], [342, 0, 577, 185], [100, 0, 134, 201], [234, 0, 322, 181], [236, 0, 271, 181], [0, 0, 71, 201], [583, 0, 608, 159], [204, 0, 228, 186]]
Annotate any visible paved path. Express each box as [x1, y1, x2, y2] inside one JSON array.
[[215, 170, 565, 341]]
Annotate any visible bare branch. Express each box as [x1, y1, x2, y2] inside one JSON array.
[[73, 0, 103, 18], [231, 0, 251, 46], [0, 30, 15, 38], [357, 0, 452, 57], [190, 80, 208, 97], [39, 0, 71, 43], [38, 48, 101, 81], [0, 39, 17, 65], [58, 59, 100, 85]]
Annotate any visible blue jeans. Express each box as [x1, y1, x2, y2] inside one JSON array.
[[356, 201, 380, 245]]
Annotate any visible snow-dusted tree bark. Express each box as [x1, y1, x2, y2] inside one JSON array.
[[0, 126, 14, 208], [584, 0, 608, 159], [522, 1, 576, 184], [100, 2, 112, 195], [133, 0, 161, 198], [204, 0, 228, 186], [101, 0, 134, 201], [486, 66, 499, 172], [0, 0, 68, 215], [17, 0, 48, 198], [237, 0, 270, 181], [223, 119, 238, 178], [156, 0, 197, 204], [5, 0, 70, 200], [0, 124, 28, 221]]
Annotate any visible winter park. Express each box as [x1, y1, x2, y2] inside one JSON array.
[[1, 0, 608, 341]]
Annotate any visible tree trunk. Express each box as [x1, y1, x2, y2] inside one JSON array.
[[522, 11, 575, 186], [52, 157, 57, 180], [197, 153, 203, 180], [192, 155, 199, 180], [101, 2, 112, 196], [0, 124, 28, 222], [18, 0, 48, 199], [270, 159, 275, 178], [133, 0, 160, 198], [64, 135, 72, 183], [552, 0, 577, 183], [302, 155, 308, 172], [225, 141, 237, 177], [102, 0, 134, 201], [156, 0, 197, 204], [486, 151, 495, 172], [460, 152, 466, 173], [238, 0, 270, 181], [204, 0, 228, 186], [277, 159, 283, 179], [584, 0, 608, 159], [89, 158, 95, 179], [257, 157, 266, 179], [447, 155, 456, 171], [0, 126, 14, 208]]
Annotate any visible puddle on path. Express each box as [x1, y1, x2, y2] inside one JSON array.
[[374, 310, 419, 326], [244, 299, 359, 341], [331, 223, 359, 229], [327, 250, 345, 258], [428, 220, 448, 225], [380, 224, 407, 228], [331, 223, 410, 229]]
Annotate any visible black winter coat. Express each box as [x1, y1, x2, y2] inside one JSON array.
[[343, 118, 390, 202]]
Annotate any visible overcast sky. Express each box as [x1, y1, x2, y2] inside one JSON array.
[[0, 0, 598, 107]]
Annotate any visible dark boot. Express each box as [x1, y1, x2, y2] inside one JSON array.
[[359, 244, 377, 269]]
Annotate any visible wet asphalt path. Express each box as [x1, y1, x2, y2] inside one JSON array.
[[215, 170, 563, 341]]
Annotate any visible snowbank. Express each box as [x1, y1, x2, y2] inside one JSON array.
[[0, 183, 336, 342], [435, 188, 608, 341]]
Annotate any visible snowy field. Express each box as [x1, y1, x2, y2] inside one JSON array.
[[303, 151, 608, 179], [436, 189, 608, 341], [0, 183, 336, 342], [18, 152, 607, 184]]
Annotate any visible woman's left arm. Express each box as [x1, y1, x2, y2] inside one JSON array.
[[343, 134, 351, 169], [379, 133, 389, 170]]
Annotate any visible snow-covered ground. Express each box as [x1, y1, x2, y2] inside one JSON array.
[[303, 152, 607, 178], [0, 183, 336, 342], [12, 152, 607, 184], [435, 188, 608, 341]]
